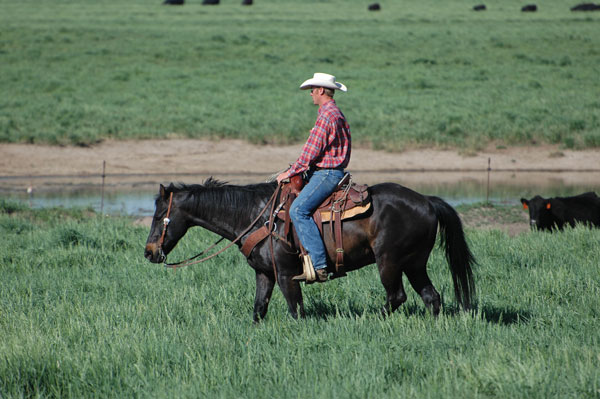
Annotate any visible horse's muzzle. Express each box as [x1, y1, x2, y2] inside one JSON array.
[[144, 243, 165, 263]]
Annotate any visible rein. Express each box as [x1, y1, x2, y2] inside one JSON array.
[[159, 183, 282, 270]]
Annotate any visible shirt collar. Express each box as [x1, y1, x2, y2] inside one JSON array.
[[318, 99, 336, 113]]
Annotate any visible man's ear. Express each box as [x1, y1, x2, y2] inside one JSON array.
[[546, 202, 551, 210]]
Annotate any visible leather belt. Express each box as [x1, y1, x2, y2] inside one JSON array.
[[312, 166, 344, 172]]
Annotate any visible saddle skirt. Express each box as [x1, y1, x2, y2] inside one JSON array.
[[319, 202, 371, 222], [314, 181, 370, 223]]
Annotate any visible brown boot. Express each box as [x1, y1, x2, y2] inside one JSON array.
[[292, 255, 316, 283], [315, 268, 329, 283]]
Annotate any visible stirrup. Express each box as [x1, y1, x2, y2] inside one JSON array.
[[292, 255, 316, 283]]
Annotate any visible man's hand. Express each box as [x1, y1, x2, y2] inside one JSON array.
[[276, 171, 290, 184]]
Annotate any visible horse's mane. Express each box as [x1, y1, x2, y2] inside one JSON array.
[[163, 177, 277, 218]]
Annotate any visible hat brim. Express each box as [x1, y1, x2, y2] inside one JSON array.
[[300, 79, 347, 92]]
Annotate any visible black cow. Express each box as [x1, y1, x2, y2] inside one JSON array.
[[202, 0, 219, 4], [521, 4, 538, 11], [520, 192, 600, 231], [473, 4, 487, 11], [571, 3, 600, 11], [242, 0, 253, 5], [163, 0, 184, 4], [368, 3, 381, 11]]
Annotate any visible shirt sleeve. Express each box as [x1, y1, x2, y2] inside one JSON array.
[[286, 114, 330, 177]]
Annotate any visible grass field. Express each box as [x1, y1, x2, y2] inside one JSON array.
[[1, 200, 599, 398], [1, 0, 599, 149]]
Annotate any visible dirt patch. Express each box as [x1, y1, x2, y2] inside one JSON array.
[[458, 205, 531, 236], [1, 139, 599, 189]]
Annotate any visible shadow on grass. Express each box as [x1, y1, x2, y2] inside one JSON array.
[[438, 303, 531, 325], [306, 300, 432, 320], [305, 301, 531, 325], [478, 304, 532, 325], [306, 301, 382, 320]]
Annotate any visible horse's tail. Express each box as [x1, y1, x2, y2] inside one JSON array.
[[427, 196, 476, 310]]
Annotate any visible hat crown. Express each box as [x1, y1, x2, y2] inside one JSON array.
[[299, 72, 347, 92], [312, 73, 336, 85]]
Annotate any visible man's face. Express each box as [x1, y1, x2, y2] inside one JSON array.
[[310, 86, 324, 105]]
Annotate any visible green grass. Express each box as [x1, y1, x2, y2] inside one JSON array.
[[1, 200, 599, 398], [1, 0, 599, 149]]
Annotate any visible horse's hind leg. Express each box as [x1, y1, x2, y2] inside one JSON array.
[[404, 257, 441, 316], [378, 248, 440, 316], [376, 253, 408, 316]]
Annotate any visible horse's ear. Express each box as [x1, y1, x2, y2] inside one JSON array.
[[159, 184, 167, 199], [520, 198, 529, 210]]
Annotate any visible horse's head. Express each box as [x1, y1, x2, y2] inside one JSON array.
[[144, 183, 189, 263]]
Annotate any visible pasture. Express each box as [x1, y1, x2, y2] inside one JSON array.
[[1, 201, 599, 398], [1, 0, 599, 149]]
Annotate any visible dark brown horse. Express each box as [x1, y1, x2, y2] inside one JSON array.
[[145, 178, 476, 322]]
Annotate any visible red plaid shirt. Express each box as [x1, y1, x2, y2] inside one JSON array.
[[287, 99, 351, 177]]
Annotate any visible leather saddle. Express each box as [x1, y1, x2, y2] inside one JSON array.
[[310, 174, 370, 223], [240, 173, 371, 276]]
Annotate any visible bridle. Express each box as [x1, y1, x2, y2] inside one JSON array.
[[156, 191, 174, 262], [156, 184, 282, 272]]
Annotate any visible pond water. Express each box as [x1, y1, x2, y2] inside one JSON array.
[[2, 171, 599, 216]]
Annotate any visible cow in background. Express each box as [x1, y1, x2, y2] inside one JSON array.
[[520, 192, 600, 231], [571, 3, 600, 11], [521, 4, 538, 11]]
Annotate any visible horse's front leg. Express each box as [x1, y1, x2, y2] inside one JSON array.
[[277, 274, 305, 319], [253, 271, 275, 323]]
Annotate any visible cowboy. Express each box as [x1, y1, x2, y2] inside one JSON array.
[[277, 73, 351, 283]]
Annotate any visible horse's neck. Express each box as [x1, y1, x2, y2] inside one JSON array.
[[183, 187, 272, 241]]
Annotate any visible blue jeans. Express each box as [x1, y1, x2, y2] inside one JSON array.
[[289, 168, 345, 270]]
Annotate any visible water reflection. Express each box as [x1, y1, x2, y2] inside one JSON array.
[[21, 191, 156, 216], [2, 171, 599, 216]]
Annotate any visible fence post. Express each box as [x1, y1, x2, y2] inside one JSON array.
[[27, 180, 33, 208], [486, 157, 491, 205], [101, 161, 106, 214]]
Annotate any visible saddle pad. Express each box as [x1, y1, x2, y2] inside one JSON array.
[[319, 202, 371, 223]]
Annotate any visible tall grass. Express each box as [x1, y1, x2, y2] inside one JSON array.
[[0, 0, 599, 149], [1, 201, 599, 397]]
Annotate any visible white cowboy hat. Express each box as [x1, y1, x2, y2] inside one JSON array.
[[299, 73, 347, 92]]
